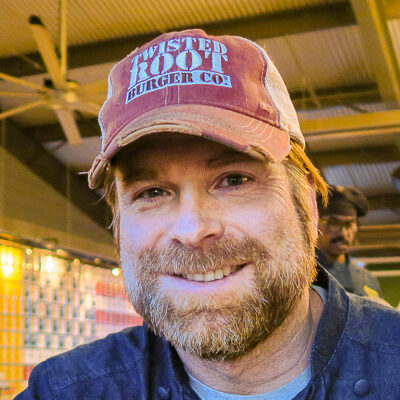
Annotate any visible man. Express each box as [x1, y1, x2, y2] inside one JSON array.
[[316, 185, 383, 298], [17, 29, 400, 399]]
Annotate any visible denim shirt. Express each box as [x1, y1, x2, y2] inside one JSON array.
[[15, 267, 400, 400]]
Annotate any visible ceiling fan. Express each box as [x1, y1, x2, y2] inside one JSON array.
[[0, 0, 107, 144]]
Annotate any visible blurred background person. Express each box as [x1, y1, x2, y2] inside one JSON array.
[[317, 185, 383, 299]]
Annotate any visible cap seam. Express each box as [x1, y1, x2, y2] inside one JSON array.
[[242, 38, 303, 145], [235, 36, 281, 128]]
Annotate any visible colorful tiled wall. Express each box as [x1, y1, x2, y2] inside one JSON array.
[[0, 240, 142, 399]]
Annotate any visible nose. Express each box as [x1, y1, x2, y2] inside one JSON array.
[[169, 192, 224, 248]]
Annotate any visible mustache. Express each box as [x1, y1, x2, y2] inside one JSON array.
[[134, 237, 271, 276], [330, 235, 350, 246]]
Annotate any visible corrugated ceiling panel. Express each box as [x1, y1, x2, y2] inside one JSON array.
[[323, 165, 355, 187], [0, 3, 57, 57], [0, 0, 342, 57], [360, 209, 400, 225], [298, 106, 357, 120], [323, 162, 400, 196], [257, 26, 374, 92]]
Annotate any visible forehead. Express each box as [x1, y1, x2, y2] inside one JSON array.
[[112, 132, 266, 175]]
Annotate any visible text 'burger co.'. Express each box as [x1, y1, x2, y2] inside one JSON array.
[[126, 36, 232, 103]]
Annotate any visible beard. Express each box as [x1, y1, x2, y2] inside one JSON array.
[[120, 215, 317, 361]]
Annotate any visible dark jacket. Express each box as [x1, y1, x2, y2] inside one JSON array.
[[15, 267, 400, 400], [315, 248, 382, 297]]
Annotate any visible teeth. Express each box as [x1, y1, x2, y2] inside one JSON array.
[[204, 271, 215, 282], [215, 270, 223, 279], [193, 274, 203, 281], [183, 265, 244, 282]]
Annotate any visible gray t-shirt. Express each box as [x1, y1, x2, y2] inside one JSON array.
[[186, 365, 311, 400], [185, 286, 327, 400]]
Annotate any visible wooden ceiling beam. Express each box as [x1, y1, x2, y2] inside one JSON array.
[[309, 145, 400, 167], [358, 224, 400, 245], [301, 109, 400, 135], [350, 0, 400, 106], [0, 2, 355, 78], [349, 244, 400, 257]]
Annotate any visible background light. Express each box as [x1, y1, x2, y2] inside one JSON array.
[[42, 255, 55, 273], [1, 247, 15, 278], [1, 262, 14, 278]]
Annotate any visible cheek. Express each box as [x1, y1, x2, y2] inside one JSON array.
[[119, 212, 165, 249], [226, 195, 295, 239]]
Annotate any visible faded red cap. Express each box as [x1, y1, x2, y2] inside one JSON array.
[[88, 29, 304, 189]]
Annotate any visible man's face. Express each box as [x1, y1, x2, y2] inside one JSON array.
[[317, 214, 358, 258], [115, 133, 316, 360]]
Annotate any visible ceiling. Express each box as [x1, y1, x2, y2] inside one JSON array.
[[1, 0, 400, 259]]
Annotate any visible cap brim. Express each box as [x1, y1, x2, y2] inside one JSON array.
[[88, 104, 290, 189]]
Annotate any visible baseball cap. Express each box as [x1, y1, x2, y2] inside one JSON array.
[[88, 29, 304, 189], [318, 185, 369, 218]]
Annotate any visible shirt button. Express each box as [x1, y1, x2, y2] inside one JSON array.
[[353, 379, 370, 396], [157, 387, 170, 400]]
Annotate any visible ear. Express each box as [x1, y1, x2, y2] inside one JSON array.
[[307, 174, 318, 237]]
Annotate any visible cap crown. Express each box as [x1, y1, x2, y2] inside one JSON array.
[[98, 29, 303, 153]]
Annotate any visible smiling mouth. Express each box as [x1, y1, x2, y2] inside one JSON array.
[[177, 264, 247, 282]]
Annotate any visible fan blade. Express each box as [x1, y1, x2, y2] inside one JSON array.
[[73, 101, 101, 116], [29, 15, 67, 90], [0, 100, 44, 120], [54, 108, 82, 144], [78, 79, 108, 96], [60, 0, 68, 76], [0, 72, 50, 92], [0, 91, 41, 98], [16, 54, 45, 73]]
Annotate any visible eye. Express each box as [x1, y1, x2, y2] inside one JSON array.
[[219, 174, 251, 187], [137, 187, 169, 199]]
